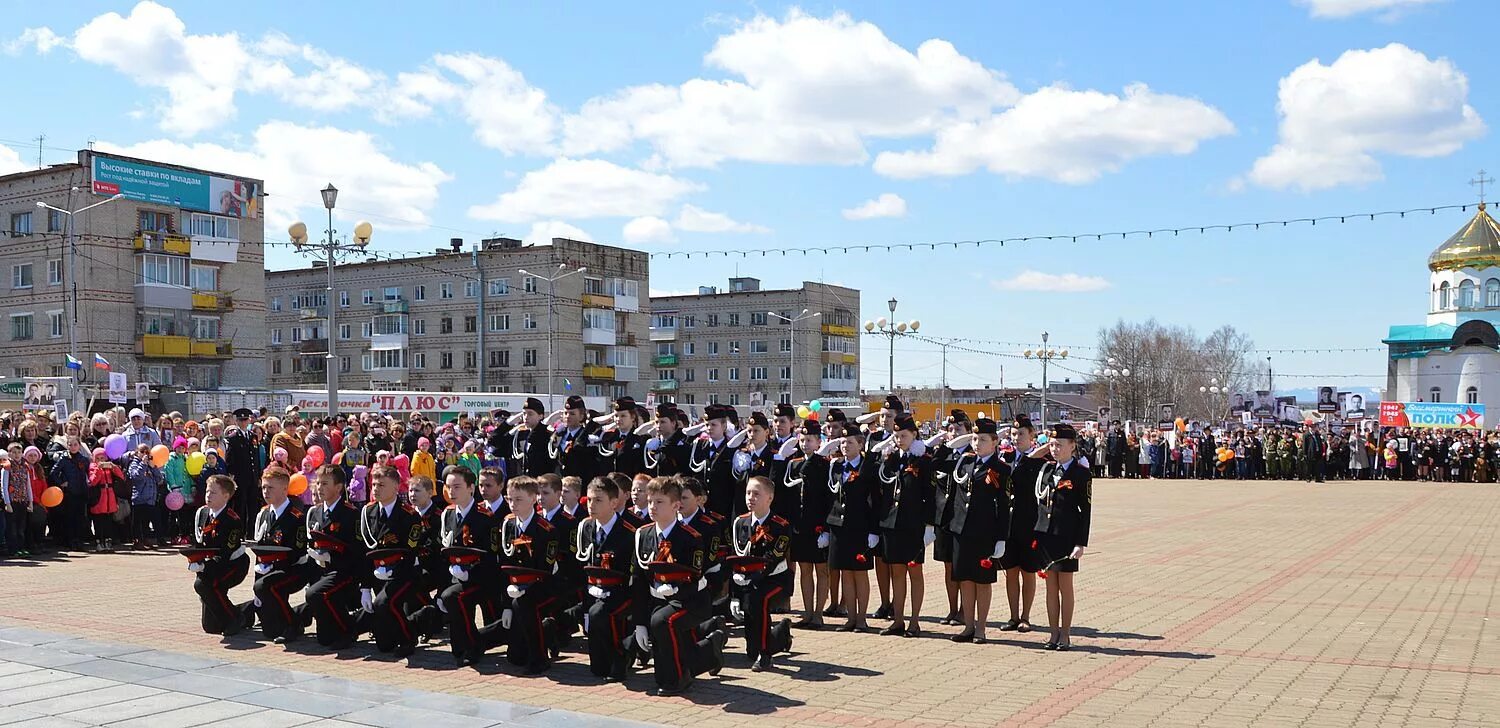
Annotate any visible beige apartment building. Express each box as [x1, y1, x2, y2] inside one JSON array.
[[648, 278, 861, 409], [264, 237, 649, 399], [0, 150, 266, 408]]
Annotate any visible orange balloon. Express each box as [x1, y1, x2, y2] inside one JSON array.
[[40, 486, 64, 508], [288, 472, 309, 497]]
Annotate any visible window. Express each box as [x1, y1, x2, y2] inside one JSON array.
[[146, 365, 172, 385], [47, 259, 62, 286], [780, 366, 792, 380], [190, 265, 218, 292], [658, 369, 677, 381], [490, 350, 510, 368], [138, 255, 187, 286], [188, 213, 239, 240], [524, 349, 538, 367], [465, 281, 478, 298], [271, 297, 282, 312], [489, 279, 509, 296], [10, 313, 33, 340], [11, 263, 33, 289], [729, 368, 740, 381], [1467, 386, 1480, 404], [1439, 281, 1451, 310], [271, 329, 282, 345], [441, 282, 454, 299], [440, 317, 453, 334], [413, 318, 426, 335], [684, 368, 695, 382], [47, 310, 63, 338], [463, 316, 476, 333], [489, 314, 510, 331], [683, 342, 695, 356], [339, 323, 351, 340], [708, 342, 719, 356], [780, 338, 792, 353], [1429, 387, 1442, 403], [524, 313, 538, 330], [708, 368, 720, 382], [750, 366, 767, 380], [524, 276, 537, 293], [339, 291, 350, 308], [682, 315, 696, 329], [414, 285, 426, 301], [46, 209, 63, 232], [441, 352, 454, 369], [10, 212, 32, 235], [1460, 280, 1477, 308], [362, 289, 374, 305], [464, 351, 478, 368], [413, 352, 426, 369], [750, 340, 768, 354], [751, 312, 768, 326]]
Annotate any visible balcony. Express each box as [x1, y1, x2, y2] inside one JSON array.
[[583, 364, 616, 379], [654, 354, 678, 367], [649, 328, 677, 342], [374, 299, 409, 314], [651, 379, 680, 393], [821, 323, 857, 337], [582, 327, 616, 346], [191, 291, 234, 311], [299, 338, 329, 355], [134, 232, 192, 255], [581, 293, 615, 308], [138, 335, 233, 359], [820, 377, 857, 392]]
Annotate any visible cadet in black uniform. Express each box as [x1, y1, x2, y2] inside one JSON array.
[[949, 418, 1011, 644], [784, 421, 835, 628], [185, 474, 250, 635], [873, 414, 934, 637], [551, 396, 598, 484], [499, 476, 561, 674], [576, 476, 638, 681], [359, 464, 428, 657], [303, 464, 365, 650], [931, 411, 972, 626], [728, 476, 794, 671], [634, 477, 728, 696], [690, 404, 743, 518], [1002, 416, 1044, 633], [826, 431, 877, 632], [247, 466, 309, 643], [435, 466, 502, 667], [1034, 424, 1092, 651]]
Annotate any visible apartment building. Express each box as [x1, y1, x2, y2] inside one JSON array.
[[264, 237, 649, 399], [0, 150, 267, 406], [648, 278, 861, 408]]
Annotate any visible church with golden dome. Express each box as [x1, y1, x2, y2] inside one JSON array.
[[1384, 201, 1500, 407]]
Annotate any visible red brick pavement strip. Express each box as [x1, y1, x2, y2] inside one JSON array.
[[996, 490, 1429, 728]]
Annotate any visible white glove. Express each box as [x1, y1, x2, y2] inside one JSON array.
[[816, 532, 830, 549], [817, 438, 843, 457], [992, 541, 1007, 559], [645, 437, 662, 452], [683, 422, 708, 437], [187, 561, 205, 573], [732, 573, 751, 586], [855, 412, 880, 425], [448, 564, 470, 582], [777, 438, 799, 459], [924, 432, 947, 449], [1069, 545, 1085, 560], [373, 566, 394, 581], [254, 562, 274, 575], [360, 588, 374, 612], [507, 412, 526, 426], [587, 585, 611, 600], [732, 451, 753, 473], [924, 526, 937, 546], [948, 434, 975, 451], [544, 410, 566, 425], [506, 584, 528, 599], [867, 533, 879, 549], [635, 625, 650, 651], [593, 412, 618, 425], [726, 429, 748, 449], [502, 608, 513, 630], [908, 439, 927, 457], [634, 422, 657, 436]]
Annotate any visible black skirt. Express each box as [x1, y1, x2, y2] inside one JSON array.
[[880, 526, 924, 565], [951, 529, 999, 584], [932, 529, 956, 563], [791, 526, 827, 564], [1035, 532, 1080, 573], [827, 526, 873, 571]]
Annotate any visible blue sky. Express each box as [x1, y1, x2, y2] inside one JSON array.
[[1, 0, 1487, 393]]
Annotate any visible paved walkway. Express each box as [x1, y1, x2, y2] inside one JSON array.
[[2, 478, 1499, 726], [0, 625, 648, 727]]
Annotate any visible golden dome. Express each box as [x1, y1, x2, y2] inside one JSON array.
[[1429, 204, 1500, 271]]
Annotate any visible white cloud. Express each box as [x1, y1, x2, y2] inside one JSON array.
[[674, 205, 769, 234], [1248, 44, 1484, 191], [0, 145, 28, 175], [523, 220, 592, 247], [1297, 0, 1442, 19], [561, 9, 1016, 167], [468, 158, 703, 223], [98, 121, 452, 232], [4, 27, 65, 55], [842, 193, 907, 220], [992, 271, 1110, 292], [875, 84, 1234, 183], [623, 216, 675, 244]]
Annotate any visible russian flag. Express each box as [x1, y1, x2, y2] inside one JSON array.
[[65, 354, 82, 370], [94, 354, 110, 370]]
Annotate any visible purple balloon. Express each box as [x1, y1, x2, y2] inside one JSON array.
[[103, 433, 128, 460]]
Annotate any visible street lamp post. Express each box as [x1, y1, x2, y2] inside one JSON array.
[[863, 298, 919, 399], [289, 184, 373, 420], [1023, 333, 1068, 429], [769, 308, 819, 406], [518, 264, 586, 410], [36, 193, 124, 413]]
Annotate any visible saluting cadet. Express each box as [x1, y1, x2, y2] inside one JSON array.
[[511, 398, 556, 478], [873, 414, 935, 637], [185, 474, 250, 635], [930, 411, 972, 626], [1001, 415, 1044, 633], [644, 404, 692, 477], [435, 466, 502, 667], [634, 477, 728, 696], [359, 465, 428, 658], [727, 476, 794, 671], [551, 396, 598, 484], [594, 398, 650, 477], [689, 404, 743, 518], [247, 466, 309, 643], [1034, 424, 1092, 651], [576, 476, 638, 681], [948, 417, 1011, 644], [826, 430, 878, 632], [784, 421, 837, 628], [304, 464, 365, 650], [499, 476, 561, 674]]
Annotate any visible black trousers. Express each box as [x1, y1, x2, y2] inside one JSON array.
[[439, 579, 497, 658], [585, 596, 633, 677], [252, 568, 309, 639], [193, 555, 248, 634], [305, 568, 359, 645], [648, 598, 714, 689], [736, 577, 792, 658]]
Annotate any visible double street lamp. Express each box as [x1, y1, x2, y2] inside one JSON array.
[[518, 263, 586, 410], [289, 184, 373, 419], [864, 297, 920, 395], [769, 308, 819, 406]]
